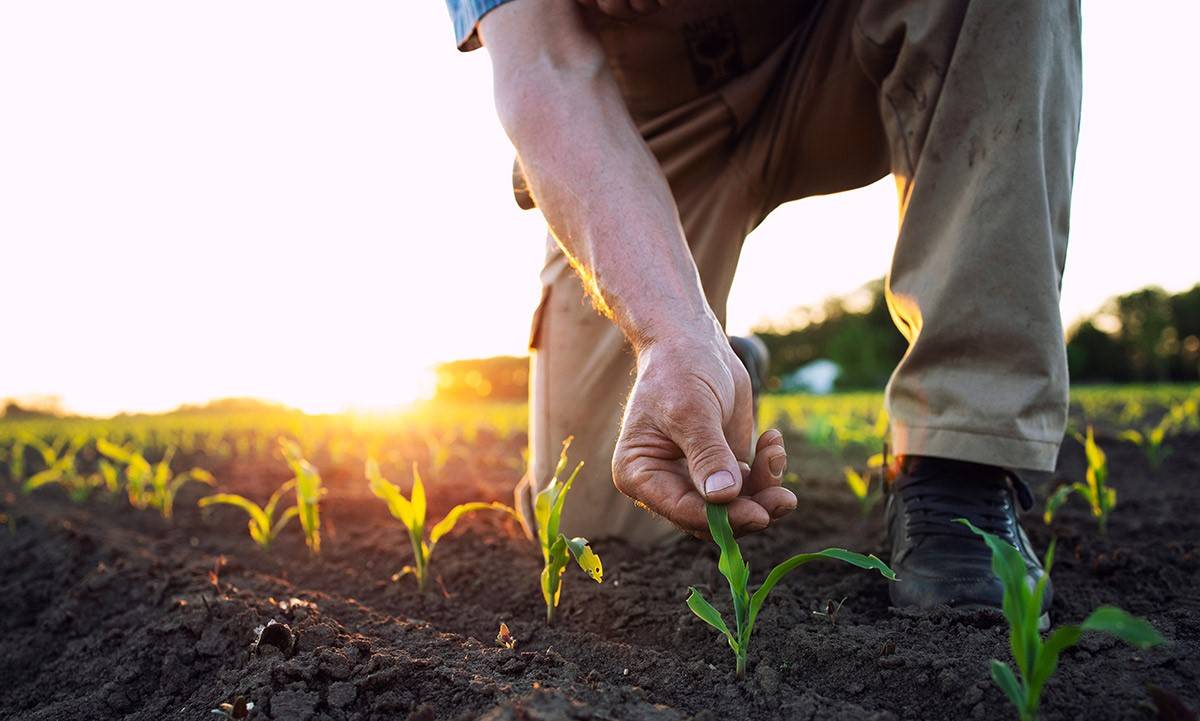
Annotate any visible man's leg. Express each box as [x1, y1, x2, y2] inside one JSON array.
[[735, 0, 1081, 613], [857, 0, 1081, 614], [854, 1, 1083, 471], [737, 0, 1081, 467]]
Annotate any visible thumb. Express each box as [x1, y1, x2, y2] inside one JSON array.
[[676, 420, 743, 504]]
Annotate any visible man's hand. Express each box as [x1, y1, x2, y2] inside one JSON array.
[[614, 329, 797, 537]]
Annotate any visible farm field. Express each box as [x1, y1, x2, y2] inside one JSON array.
[[1, 387, 1197, 721]]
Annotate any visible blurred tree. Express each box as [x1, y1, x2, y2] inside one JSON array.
[[1065, 320, 1129, 383], [1060, 284, 1199, 384], [1112, 287, 1175, 382], [756, 280, 906, 391], [429, 283, 1199, 400], [755, 280, 1200, 391]]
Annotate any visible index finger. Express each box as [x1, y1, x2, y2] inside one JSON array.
[[616, 458, 773, 535]]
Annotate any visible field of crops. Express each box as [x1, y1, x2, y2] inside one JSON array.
[[1, 386, 1197, 721]]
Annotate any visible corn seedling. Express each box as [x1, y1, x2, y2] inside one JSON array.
[[535, 438, 603, 624], [97, 440, 214, 518], [21, 446, 98, 502], [687, 503, 896, 678], [198, 480, 299, 550], [6, 438, 26, 483], [1119, 416, 1172, 470], [279, 439, 324, 554], [957, 519, 1163, 721], [812, 596, 848, 625], [1043, 426, 1115, 534], [496, 622, 516, 649], [843, 452, 885, 516], [1168, 397, 1199, 432], [367, 458, 520, 591]]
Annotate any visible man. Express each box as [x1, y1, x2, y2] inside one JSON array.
[[444, 0, 1081, 615]]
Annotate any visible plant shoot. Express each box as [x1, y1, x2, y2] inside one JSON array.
[[535, 437, 603, 624], [687, 503, 896, 678], [367, 458, 520, 591], [957, 519, 1163, 721]]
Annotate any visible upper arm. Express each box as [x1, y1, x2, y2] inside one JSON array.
[[478, 0, 605, 80], [478, 0, 609, 135]]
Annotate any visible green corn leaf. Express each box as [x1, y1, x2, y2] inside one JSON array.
[[249, 520, 269, 548], [1029, 625, 1082, 697], [687, 587, 735, 649], [294, 461, 321, 502], [707, 504, 750, 606], [154, 461, 172, 490], [170, 470, 214, 496], [96, 438, 134, 464], [199, 493, 271, 531], [539, 564, 557, 611], [547, 461, 583, 544], [535, 438, 576, 549], [956, 518, 1037, 677], [1118, 429, 1144, 445], [1079, 606, 1165, 648], [429, 501, 518, 546], [99, 460, 120, 492], [264, 479, 297, 518], [191, 468, 216, 484], [565, 536, 603, 583], [844, 468, 870, 499], [1083, 427, 1106, 471], [533, 483, 553, 554], [23, 464, 65, 493], [1043, 484, 1074, 524], [747, 548, 894, 633], [270, 506, 300, 541], [553, 436, 573, 480], [369, 469, 415, 528], [300, 502, 320, 554], [989, 660, 1026, 714], [410, 462, 427, 535], [542, 535, 569, 609]]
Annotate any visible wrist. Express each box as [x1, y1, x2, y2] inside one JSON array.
[[631, 313, 727, 359]]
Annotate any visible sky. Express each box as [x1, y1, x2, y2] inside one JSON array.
[[1, 2, 1197, 416]]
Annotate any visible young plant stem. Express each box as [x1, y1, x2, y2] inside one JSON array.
[[686, 504, 895, 678]]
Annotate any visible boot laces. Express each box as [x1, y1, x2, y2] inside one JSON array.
[[894, 465, 1033, 544]]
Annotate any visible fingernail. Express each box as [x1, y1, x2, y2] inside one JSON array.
[[771, 505, 793, 520], [745, 522, 768, 533], [704, 470, 736, 496], [768, 453, 787, 477]]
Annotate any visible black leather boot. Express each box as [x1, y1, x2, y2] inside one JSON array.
[[884, 455, 1051, 625]]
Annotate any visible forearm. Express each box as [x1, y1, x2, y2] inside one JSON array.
[[483, 9, 719, 351]]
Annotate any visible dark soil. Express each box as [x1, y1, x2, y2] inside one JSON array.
[[1, 430, 1197, 721]]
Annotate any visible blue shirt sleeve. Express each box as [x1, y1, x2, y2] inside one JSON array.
[[446, 0, 515, 51]]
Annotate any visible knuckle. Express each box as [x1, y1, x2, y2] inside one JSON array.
[[685, 441, 730, 475]]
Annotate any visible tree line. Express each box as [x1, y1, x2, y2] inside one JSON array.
[[753, 280, 1200, 390]]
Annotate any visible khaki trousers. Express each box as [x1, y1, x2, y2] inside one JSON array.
[[521, 0, 1082, 546]]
